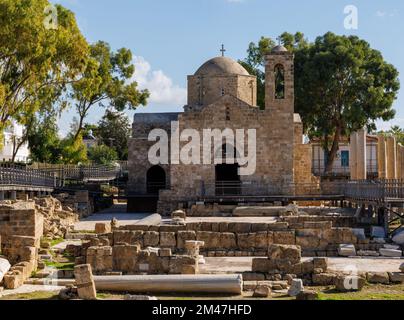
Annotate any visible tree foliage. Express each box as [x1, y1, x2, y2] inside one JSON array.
[[0, 0, 88, 149], [70, 41, 149, 140], [96, 110, 131, 160], [27, 110, 62, 163], [241, 32, 400, 172], [88, 144, 118, 165]]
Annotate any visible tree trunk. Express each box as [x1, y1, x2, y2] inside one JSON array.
[[324, 125, 342, 174], [74, 114, 85, 141]]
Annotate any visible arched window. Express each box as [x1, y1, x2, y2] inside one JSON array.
[[274, 64, 285, 99]]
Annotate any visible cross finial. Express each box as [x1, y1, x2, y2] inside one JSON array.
[[276, 36, 282, 46], [220, 44, 226, 57]]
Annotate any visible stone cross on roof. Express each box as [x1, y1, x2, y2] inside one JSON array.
[[276, 36, 282, 46], [220, 44, 226, 57]]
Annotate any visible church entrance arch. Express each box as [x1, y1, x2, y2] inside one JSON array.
[[215, 144, 241, 196], [146, 165, 166, 195]]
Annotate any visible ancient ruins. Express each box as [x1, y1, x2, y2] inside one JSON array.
[[0, 45, 403, 302]]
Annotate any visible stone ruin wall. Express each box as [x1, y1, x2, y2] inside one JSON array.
[[0, 202, 43, 289], [69, 214, 390, 280]]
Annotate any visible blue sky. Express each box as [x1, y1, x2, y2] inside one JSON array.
[[53, 0, 404, 135]]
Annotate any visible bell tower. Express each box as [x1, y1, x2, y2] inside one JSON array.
[[264, 45, 294, 114]]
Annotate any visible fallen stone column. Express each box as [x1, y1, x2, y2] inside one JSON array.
[[135, 214, 162, 226], [0, 257, 11, 283], [93, 274, 243, 294]]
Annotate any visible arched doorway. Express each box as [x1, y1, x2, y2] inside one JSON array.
[[146, 165, 166, 194], [215, 144, 241, 195]]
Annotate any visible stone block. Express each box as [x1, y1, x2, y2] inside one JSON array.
[[113, 230, 143, 246], [313, 258, 328, 272], [255, 232, 269, 249], [296, 290, 319, 300], [312, 273, 336, 286], [296, 236, 320, 249], [112, 245, 140, 272], [288, 279, 304, 297], [220, 233, 237, 249], [252, 258, 274, 273], [177, 231, 196, 249], [367, 272, 390, 284], [143, 231, 160, 247], [334, 275, 366, 292], [171, 210, 186, 220], [388, 272, 404, 283], [237, 233, 256, 250], [338, 244, 356, 257], [74, 264, 96, 300], [252, 285, 271, 297], [95, 223, 111, 234], [160, 232, 176, 248], [273, 231, 295, 245], [268, 245, 301, 264], [301, 260, 314, 274]]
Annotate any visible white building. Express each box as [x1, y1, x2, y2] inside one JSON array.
[[311, 135, 378, 177], [0, 123, 30, 163]]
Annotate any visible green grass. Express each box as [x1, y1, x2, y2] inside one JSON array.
[[0, 291, 59, 300], [44, 261, 75, 270], [316, 284, 404, 300]]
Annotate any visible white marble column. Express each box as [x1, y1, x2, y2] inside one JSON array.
[[356, 129, 367, 180], [350, 132, 358, 180], [377, 135, 387, 179], [386, 136, 397, 179]]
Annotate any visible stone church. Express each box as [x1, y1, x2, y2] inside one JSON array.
[[128, 45, 317, 213]]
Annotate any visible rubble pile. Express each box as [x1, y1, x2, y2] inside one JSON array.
[[34, 196, 79, 238]]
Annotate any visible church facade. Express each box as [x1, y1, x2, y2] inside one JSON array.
[[127, 46, 317, 213]]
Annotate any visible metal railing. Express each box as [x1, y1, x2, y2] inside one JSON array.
[[0, 164, 60, 188], [27, 163, 121, 182], [345, 179, 404, 203], [312, 159, 378, 177], [200, 181, 324, 197]]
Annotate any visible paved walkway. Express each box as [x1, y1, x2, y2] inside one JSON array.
[[200, 257, 404, 274], [74, 204, 149, 231]]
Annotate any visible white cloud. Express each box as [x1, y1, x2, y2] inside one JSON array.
[[132, 56, 187, 106], [376, 118, 404, 132], [376, 10, 397, 18]]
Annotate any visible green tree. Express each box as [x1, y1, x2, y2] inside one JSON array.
[[88, 144, 118, 165], [241, 32, 400, 172], [70, 41, 149, 140], [27, 110, 62, 163], [379, 126, 404, 145], [0, 0, 88, 150], [96, 110, 131, 160], [60, 134, 88, 164]]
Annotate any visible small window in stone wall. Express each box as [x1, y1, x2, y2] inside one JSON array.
[[226, 107, 230, 121], [274, 64, 285, 99], [221, 88, 225, 96]]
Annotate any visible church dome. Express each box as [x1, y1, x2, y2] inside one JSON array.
[[195, 56, 250, 76], [272, 45, 288, 53]]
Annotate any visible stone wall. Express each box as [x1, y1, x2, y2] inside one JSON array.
[[77, 216, 367, 259], [0, 201, 44, 289]]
